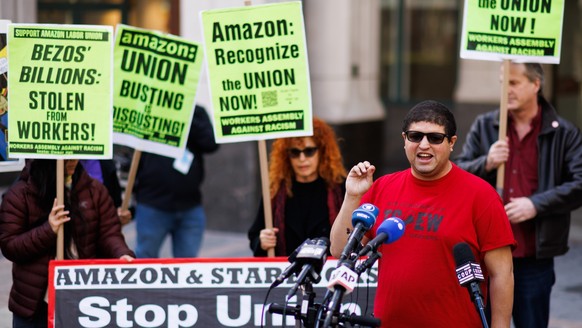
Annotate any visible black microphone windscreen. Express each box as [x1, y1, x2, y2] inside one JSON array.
[[453, 242, 476, 266], [288, 239, 310, 262]]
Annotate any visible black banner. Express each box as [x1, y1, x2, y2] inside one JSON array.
[[49, 258, 378, 327]]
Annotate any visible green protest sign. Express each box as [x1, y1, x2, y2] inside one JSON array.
[[201, 1, 312, 143], [460, 0, 564, 63], [113, 25, 203, 158], [8, 24, 113, 159]]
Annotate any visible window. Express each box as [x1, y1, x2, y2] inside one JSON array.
[[38, 0, 129, 26], [37, 0, 173, 33], [379, 0, 459, 104]]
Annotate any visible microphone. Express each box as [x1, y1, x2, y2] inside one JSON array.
[[327, 265, 358, 295], [285, 237, 330, 299], [270, 239, 306, 288], [323, 262, 359, 328], [340, 203, 378, 261], [355, 217, 405, 274], [323, 204, 378, 327], [358, 217, 405, 256], [355, 251, 382, 275], [453, 242, 489, 328]]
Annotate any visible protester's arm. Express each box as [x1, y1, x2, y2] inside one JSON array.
[[117, 207, 132, 225], [120, 254, 134, 261], [0, 187, 58, 262], [504, 197, 537, 224], [248, 199, 270, 257], [47, 198, 70, 233], [484, 246, 513, 328], [97, 160, 133, 225], [330, 161, 375, 258], [454, 113, 498, 182], [259, 228, 279, 251], [94, 183, 135, 258], [330, 194, 361, 258], [484, 139, 509, 173]]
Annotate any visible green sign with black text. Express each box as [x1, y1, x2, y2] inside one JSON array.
[[201, 1, 312, 143], [8, 24, 113, 158], [460, 0, 564, 63], [113, 25, 203, 158]]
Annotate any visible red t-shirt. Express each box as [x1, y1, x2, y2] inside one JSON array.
[[362, 164, 516, 327]]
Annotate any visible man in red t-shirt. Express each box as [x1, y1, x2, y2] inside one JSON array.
[[331, 100, 516, 328]]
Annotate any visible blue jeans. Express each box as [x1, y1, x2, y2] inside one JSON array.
[[512, 257, 555, 328], [13, 302, 47, 328], [135, 203, 206, 258]]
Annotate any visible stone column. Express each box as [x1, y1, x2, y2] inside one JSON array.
[[0, 0, 37, 23], [304, 0, 384, 124]]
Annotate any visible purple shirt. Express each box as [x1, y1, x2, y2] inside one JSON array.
[[80, 160, 103, 183]]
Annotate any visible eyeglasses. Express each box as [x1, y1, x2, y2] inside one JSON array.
[[404, 131, 449, 144], [287, 147, 318, 158]]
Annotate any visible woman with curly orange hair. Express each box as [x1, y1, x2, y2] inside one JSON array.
[[248, 117, 347, 256]]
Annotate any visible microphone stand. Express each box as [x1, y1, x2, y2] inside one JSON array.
[[299, 281, 318, 327], [269, 272, 381, 328], [269, 276, 319, 327], [321, 252, 358, 328], [470, 284, 489, 328], [355, 252, 381, 275], [319, 250, 382, 328]]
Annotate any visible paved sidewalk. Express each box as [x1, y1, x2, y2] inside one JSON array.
[[121, 221, 253, 259], [546, 208, 582, 328], [550, 242, 582, 328]]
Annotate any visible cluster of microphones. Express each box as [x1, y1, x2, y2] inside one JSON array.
[[268, 203, 489, 328]]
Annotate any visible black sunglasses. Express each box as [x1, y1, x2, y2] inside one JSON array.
[[404, 131, 449, 144], [287, 147, 318, 158]]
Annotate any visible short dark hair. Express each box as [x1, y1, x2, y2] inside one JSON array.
[[402, 100, 457, 138]]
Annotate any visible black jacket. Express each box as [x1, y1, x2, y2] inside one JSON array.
[[135, 105, 219, 211], [455, 96, 582, 258], [99, 160, 123, 207]]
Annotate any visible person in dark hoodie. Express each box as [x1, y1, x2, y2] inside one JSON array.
[[133, 105, 219, 258], [0, 159, 135, 327]]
